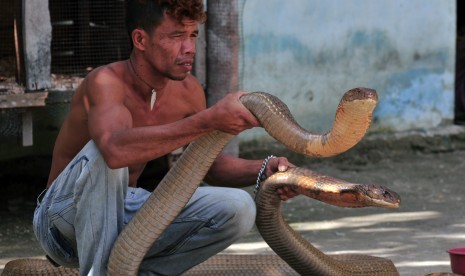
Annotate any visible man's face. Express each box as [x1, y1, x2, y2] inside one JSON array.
[[146, 13, 199, 81]]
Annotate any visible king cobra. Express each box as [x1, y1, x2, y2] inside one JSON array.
[[3, 87, 401, 275]]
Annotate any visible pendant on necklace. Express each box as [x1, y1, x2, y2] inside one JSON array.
[[150, 89, 157, 110]]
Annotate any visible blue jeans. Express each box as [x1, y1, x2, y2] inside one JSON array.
[[33, 141, 256, 275]]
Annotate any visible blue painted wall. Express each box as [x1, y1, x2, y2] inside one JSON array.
[[239, 0, 456, 140]]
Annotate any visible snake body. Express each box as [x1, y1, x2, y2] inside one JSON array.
[[254, 167, 399, 276], [3, 88, 400, 275]]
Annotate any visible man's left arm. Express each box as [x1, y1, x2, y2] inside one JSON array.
[[204, 153, 298, 201]]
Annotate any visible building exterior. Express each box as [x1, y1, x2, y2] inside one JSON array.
[[240, 0, 456, 141], [0, 0, 459, 158]]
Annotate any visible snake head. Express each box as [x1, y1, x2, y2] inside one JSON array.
[[361, 184, 401, 209]]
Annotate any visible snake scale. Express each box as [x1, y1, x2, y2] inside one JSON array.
[[3, 87, 401, 275]]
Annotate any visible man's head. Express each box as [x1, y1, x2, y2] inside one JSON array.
[[126, 0, 206, 47]]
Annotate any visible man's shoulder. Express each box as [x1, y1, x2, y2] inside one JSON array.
[[78, 61, 127, 103], [86, 61, 126, 85]]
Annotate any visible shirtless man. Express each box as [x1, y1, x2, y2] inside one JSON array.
[[33, 1, 295, 275]]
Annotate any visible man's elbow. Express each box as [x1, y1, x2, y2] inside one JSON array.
[[100, 144, 125, 169]]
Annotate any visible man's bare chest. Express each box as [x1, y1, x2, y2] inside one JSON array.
[[128, 99, 195, 127]]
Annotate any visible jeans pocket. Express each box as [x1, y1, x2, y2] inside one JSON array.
[[46, 226, 79, 267], [48, 194, 76, 241]]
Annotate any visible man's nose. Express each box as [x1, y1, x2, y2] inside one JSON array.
[[181, 38, 196, 55]]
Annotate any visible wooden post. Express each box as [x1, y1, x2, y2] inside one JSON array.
[[21, 110, 33, 146], [22, 0, 52, 90], [206, 0, 241, 156], [13, 0, 25, 85], [193, 23, 207, 89]]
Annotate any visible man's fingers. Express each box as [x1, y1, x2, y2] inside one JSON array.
[[277, 186, 298, 201]]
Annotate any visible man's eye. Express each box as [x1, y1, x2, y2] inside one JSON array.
[[170, 33, 185, 39]]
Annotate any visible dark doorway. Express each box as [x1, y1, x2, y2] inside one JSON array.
[[455, 1, 465, 124], [49, 0, 130, 76]]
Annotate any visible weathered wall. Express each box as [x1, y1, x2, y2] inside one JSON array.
[[239, 0, 456, 141]]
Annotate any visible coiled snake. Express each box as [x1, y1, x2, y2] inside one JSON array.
[[3, 88, 401, 275]]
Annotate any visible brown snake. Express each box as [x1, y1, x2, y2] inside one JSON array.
[[3, 88, 401, 275]]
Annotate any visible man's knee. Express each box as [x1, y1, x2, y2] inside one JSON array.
[[216, 189, 256, 237]]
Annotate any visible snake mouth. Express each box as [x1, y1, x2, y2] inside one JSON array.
[[370, 197, 401, 209]]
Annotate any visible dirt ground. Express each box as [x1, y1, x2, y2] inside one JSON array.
[[1, 126, 465, 275]]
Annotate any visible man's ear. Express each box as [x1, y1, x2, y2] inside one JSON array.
[[131, 29, 147, 51]]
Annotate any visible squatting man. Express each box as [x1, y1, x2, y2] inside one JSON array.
[[33, 0, 298, 275]]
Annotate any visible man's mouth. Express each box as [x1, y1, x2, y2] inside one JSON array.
[[177, 60, 193, 71]]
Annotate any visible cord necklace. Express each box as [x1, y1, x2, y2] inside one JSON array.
[[129, 58, 157, 110]]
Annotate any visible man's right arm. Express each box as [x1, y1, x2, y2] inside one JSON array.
[[85, 69, 259, 169]]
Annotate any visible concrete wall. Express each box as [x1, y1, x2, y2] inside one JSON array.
[[239, 0, 456, 141]]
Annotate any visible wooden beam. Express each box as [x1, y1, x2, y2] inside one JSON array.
[[0, 91, 48, 109]]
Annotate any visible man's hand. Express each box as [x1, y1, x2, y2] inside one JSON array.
[[208, 91, 260, 135], [265, 157, 298, 201]]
